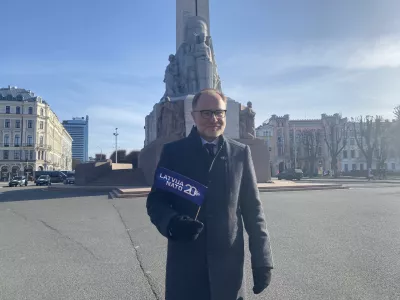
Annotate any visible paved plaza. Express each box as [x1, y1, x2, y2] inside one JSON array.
[[1, 184, 400, 300]]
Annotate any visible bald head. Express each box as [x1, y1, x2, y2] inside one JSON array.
[[191, 89, 227, 141], [192, 89, 227, 110]]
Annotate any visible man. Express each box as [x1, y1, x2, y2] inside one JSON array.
[[146, 89, 274, 300]]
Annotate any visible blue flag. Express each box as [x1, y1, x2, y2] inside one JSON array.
[[154, 167, 208, 206]]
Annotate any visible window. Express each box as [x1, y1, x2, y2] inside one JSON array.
[[30, 150, 34, 160], [4, 150, 9, 159], [14, 135, 20, 146], [25, 150, 29, 160], [14, 151, 20, 160], [28, 120, 33, 128], [27, 136, 33, 146], [5, 119, 10, 128], [343, 150, 348, 159], [350, 138, 355, 146], [392, 163, 396, 170], [6, 106, 10, 114], [40, 136, 44, 146], [40, 121, 44, 130], [40, 108, 44, 116], [16, 120, 20, 128], [16, 106, 21, 114], [344, 164, 349, 172], [28, 107, 33, 114], [4, 135, 9, 146], [352, 164, 357, 170], [351, 150, 355, 158], [318, 147, 322, 156], [360, 163, 364, 171]]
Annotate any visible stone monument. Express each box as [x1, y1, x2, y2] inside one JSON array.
[[240, 101, 256, 139], [139, 0, 270, 185], [161, 16, 221, 99]]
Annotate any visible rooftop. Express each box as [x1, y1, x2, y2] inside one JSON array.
[[0, 86, 47, 104]]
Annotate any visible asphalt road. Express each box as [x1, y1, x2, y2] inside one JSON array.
[[1, 184, 400, 300]]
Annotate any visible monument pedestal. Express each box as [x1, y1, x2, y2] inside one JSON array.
[[139, 135, 182, 186], [139, 136, 271, 186], [235, 138, 271, 183]]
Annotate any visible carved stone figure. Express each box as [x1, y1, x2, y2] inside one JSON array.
[[162, 16, 222, 97], [156, 100, 185, 139], [164, 55, 179, 97], [239, 101, 256, 139]]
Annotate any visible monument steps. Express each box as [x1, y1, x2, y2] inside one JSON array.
[[89, 168, 147, 187]]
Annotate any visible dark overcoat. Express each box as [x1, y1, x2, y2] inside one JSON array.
[[146, 127, 274, 300]]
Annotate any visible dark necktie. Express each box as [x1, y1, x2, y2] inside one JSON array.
[[204, 143, 216, 158]]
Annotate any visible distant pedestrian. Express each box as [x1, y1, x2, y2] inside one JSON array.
[[368, 168, 373, 181]]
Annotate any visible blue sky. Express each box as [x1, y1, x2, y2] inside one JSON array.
[[2, 0, 400, 158]]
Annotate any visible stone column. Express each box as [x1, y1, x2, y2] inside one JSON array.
[[176, 0, 210, 50]]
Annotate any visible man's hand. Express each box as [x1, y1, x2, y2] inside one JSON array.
[[252, 266, 272, 294], [167, 215, 204, 242]]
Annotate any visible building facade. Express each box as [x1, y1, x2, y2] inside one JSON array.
[[341, 121, 400, 173], [256, 113, 400, 176], [0, 86, 73, 180], [62, 116, 89, 163]]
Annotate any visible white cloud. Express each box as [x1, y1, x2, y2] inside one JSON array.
[[220, 35, 400, 80], [346, 35, 400, 70], [219, 35, 400, 127]]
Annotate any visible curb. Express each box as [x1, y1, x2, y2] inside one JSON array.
[[47, 184, 347, 199], [109, 184, 347, 199], [48, 186, 114, 192], [299, 179, 400, 184]]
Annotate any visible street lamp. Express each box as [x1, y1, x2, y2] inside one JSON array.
[[113, 128, 119, 163]]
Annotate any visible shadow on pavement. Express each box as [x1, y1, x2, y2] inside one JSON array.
[[0, 187, 109, 203]]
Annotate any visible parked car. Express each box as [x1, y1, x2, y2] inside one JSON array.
[[277, 169, 304, 180], [9, 176, 28, 187], [64, 175, 75, 185], [34, 171, 65, 183], [36, 175, 52, 186]]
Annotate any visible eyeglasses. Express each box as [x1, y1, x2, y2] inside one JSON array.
[[193, 110, 227, 119]]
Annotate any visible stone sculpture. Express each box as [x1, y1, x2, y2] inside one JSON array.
[[156, 99, 185, 139], [240, 101, 256, 139], [162, 16, 222, 97], [164, 55, 179, 97]]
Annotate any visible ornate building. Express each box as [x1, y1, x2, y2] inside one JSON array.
[[0, 86, 73, 180], [257, 113, 400, 176], [257, 114, 341, 175]]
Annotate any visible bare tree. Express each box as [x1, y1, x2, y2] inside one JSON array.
[[110, 149, 127, 163], [95, 153, 107, 161], [301, 129, 322, 177], [376, 135, 389, 175], [323, 119, 348, 178], [394, 105, 400, 121], [352, 116, 387, 170]]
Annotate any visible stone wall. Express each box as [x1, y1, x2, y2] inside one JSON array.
[[144, 108, 157, 146], [139, 136, 182, 186], [236, 138, 271, 183], [75, 160, 112, 185], [225, 98, 240, 139]]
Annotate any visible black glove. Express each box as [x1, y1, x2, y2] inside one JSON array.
[[168, 215, 204, 242], [252, 267, 272, 294]]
